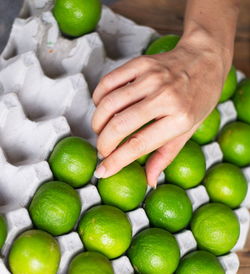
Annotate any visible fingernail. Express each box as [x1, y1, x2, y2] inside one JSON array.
[[97, 152, 104, 160], [94, 164, 106, 178]]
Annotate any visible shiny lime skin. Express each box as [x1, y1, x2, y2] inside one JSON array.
[[53, 0, 102, 37], [29, 181, 81, 236], [98, 162, 147, 211], [204, 163, 247, 208], [192, 108, 221, 145], [164, 140, 206, 189], [144, 184, 192, 232], [78, 205, 132, 259], [9, 230, 60, 274], [128, 228, 180, 274], [68, 251, 114, 274], [49, 136, 97, 188], [176, 250, 225, 274], [218, 121, 250, 167], [191, 203, 240, 255], [0, 215, 7, 249], [233, 79, 250, 124], [219, 66, 237, 103], [145, 34, 180, 55]]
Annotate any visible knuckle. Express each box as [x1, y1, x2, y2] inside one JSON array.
[[137, 56, 156, 68], [101, 95, 114, 112], [176, 111, 195, 130], [101, 73, 114, 89], [127, 135, 146, 155], [110, 114, 128, 134]]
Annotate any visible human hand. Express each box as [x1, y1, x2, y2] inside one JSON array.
[[92, 34, 231, 187]]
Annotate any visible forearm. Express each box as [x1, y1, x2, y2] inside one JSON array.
[[180, 0, 240, 72]]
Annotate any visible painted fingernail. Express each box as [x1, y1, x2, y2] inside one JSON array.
[[97, 152, 104, 160], [94, 164, 106, 178]]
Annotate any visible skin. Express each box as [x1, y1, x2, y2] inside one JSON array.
[[92, 0, 240, 187]]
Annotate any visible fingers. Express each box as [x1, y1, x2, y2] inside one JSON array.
[[92, 71, 166, 134], [94, 116, 187, 178], [92, 56, 158, 105]]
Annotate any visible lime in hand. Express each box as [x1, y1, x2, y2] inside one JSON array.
[[78, 205, 132, 259], [0, 215, 7, 249], [98, 162, 147, 211], [29, 181, 81, 236], [128, 228, 180, 274], [164, 140, 206, 189], [68, 251, 114, 274], [144, 184, 192, 232], [191, 203, 240, 255], [218, 121, 250, 167], [204, 163, 247, 208], [49, 136, 97, 188], [9, 230, 60, 274], [176, 250, 225, 274], [219, 66, 237, 103], [53, 0, 102, 37]]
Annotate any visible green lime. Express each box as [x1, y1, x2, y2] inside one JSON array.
[[191, 203, 240, 255], [98, 162, 147, 211], [218, 121, 250, 167], [176, 250, 225, 274], [164, 140, 206, 189], [145, 34, 180, 55], [128, 228, 180, 274], [233, 79, 250, 124], [49, 136, 97, 188], [137, 153, 151, 165], [78, 205, 132, 259], [219, 66, 237, 103], [68, 251, 114, 274], [192, 108, 221, 145], [204, 163, 247, 208], [29, 181, 81, 236], [9, 230, 60, 274], [0, 215, 7, 249], [53, 0, 102, 37], [144, 184, 192, 232]]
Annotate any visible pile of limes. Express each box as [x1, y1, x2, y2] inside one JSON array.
[[2, 6, 249, 274]]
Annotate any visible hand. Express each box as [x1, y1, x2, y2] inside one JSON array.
[[92, 34, 230, 187]]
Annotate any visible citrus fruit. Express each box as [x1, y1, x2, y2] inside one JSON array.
[[164, 140, 206, 189], [0, 215, 7, 249], [49, 136, 97, 187], [9, 230, 60, 274], [78, 205, 132, 259], [53, 0, 102, 37], [145, 34, 180, 55], [204, 163, 247, 208], [98, 162, 147, 211], [191, 203, 240, 255], [219, 66, 237, 103], [192, 108, 221, 145], [127, 228, 180, 274], [137, 153, 151, 165], [29, 181, 81, 236], [144, 184, 192, 232], [176, 250, 225, 274], [218, 121, 250, 167], [68, 251, 114, 274], [233, 78, 250, 123]]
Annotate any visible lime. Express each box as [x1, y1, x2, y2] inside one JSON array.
[[9, 230, 60, 274], [98, 162, 147, 211], [78, 205, 132, 259], [145, 34, 180, 55], [218, 121, 250, 167], [192, 108, 221, 145], [204, 163, 247, 208], [49, 136, 97, 187], [233, 79, 250, 124], [128, 228, 180, 274], [191, 203, 240, 255], [53, 0, 102, 37], [164, 140, 206, 189], [0, 215, 7, 249], [29, 181, 81, 236], [144, 184, 192, 232], [137, 153, 151, 165], [68, 251, 114, 274], [219, 66, 237, 103], [176, 250, 225, 274]]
